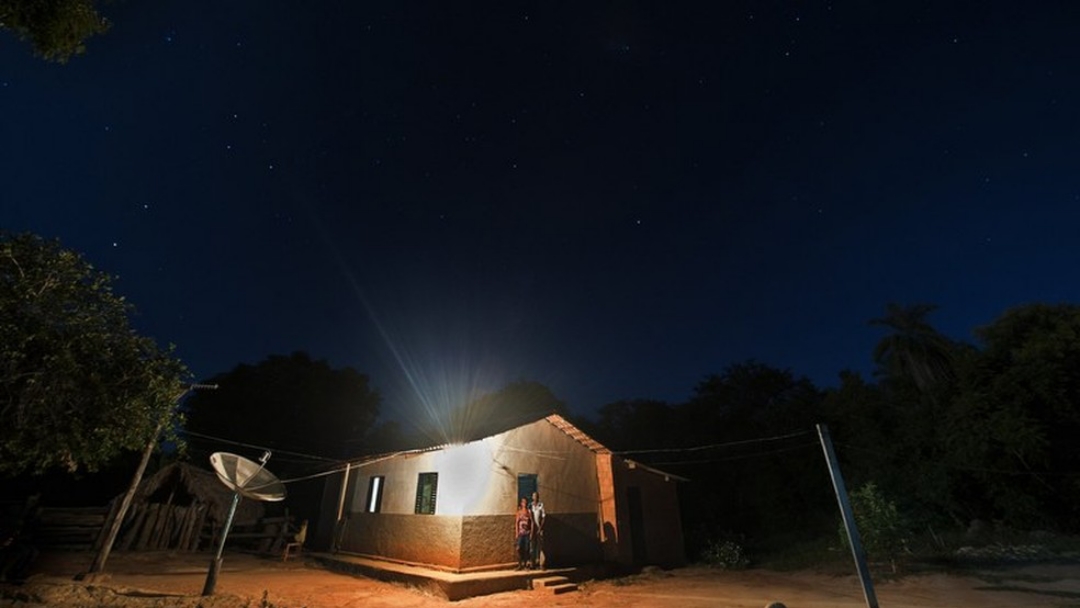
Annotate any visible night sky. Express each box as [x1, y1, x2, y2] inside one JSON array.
[[5, 2, 1080, 423]]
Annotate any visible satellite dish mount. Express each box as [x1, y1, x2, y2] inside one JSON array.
[[202, 451, 286, 596]]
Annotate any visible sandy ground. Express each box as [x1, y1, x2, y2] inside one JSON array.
[[2, 550, 1079, 607]]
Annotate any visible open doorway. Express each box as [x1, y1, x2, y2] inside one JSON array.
[[517, 473, 537, 503]]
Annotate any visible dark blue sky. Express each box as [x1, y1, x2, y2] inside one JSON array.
[[5, 2, 1080, 423]]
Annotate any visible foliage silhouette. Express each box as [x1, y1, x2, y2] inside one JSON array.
[[0, 0, 110, 63], [0, 232, 188, 476], [182, 351, 380, 465]]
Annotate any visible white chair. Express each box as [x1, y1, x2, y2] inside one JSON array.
[[282, 520, 308, 561]]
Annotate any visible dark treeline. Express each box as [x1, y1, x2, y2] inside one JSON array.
[[578, 302, 1080, 558], [177, 302, 1080, 559], [137, 301, 1080, 558], [28, 299, 1077, 560]]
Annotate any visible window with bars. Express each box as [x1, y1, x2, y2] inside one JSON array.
[[414, 472, 438, 515]]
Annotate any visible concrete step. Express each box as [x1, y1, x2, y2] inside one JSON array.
[[532, 575, 578, 594], [548, 582, 579, 595]]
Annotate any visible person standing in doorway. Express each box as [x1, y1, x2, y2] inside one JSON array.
[[514, 497, 532, 570], [529, 491, 545, 569]]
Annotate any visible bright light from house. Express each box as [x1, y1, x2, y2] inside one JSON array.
[[367, 476, 382, 512], [337, 264, 535, 444], [435, 439, 496, 515]]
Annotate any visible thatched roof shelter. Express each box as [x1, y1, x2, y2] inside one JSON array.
[[133, 462, 264, 526]]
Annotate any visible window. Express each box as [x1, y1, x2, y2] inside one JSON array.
[[365, 475, 385, 513], [414, 472, 438, 515]]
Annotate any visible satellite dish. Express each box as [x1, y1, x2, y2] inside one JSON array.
[[203, 451, 287, 596], [210, 452, 287, 502]]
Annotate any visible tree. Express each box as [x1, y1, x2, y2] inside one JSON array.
[[182, 352, 381, 462], [0, 0, 110, 63], [683, 360, 822, 441], [869, 303, 959, 395], [0, 232, 189, 476], [590, 398, 675, 451], [944, 303, 1080, 528], [674, 362, 831, 549]]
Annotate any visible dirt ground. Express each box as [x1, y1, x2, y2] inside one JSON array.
[[3, 550, 1079, 608]]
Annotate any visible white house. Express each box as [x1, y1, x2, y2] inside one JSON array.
[[316, 414, 685, 572]]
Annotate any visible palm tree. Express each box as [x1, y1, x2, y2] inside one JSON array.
[[870, 303, 957, 394]]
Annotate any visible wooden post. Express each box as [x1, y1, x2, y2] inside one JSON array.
[[83, 383, 218, 578], [92, 498, 120, 552], [118, 504, 143, 551], [333, 463, 351, 551], [190, 505, 208, 551], [82, 422, 161, 577], [816, 424, 879, 608]]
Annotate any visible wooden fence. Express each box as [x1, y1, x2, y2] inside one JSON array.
[[115, 502, 209, 552], [20, 506, 109, 551], [3, 499, 297, 555]]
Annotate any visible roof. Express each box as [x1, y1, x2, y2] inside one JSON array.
[[131, 462, 265, 525], [543, 414, 610, 454], [344, 413, 684, 482], [543, 415, 687, 481]]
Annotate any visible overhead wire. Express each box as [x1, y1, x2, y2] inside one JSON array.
[[178, 429, 343, 463], [175, 426, 829, 486], [617, 427, 812, 457], [648, 441, 820, 466]]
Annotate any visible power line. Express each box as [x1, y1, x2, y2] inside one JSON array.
[[616, 429, 812, 455], [178, 429, 342, 463], [648, 441, 820, 466], [277, 464, 353, 485]]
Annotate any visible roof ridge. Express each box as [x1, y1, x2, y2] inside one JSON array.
[[543, 414, 611, 455]]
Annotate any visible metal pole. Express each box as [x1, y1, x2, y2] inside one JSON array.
[[201, 451, 271, 596], [202, 491, 241, 596], [816, 423, 879, 608]]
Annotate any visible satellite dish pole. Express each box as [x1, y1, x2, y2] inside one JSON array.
[[202, 450, 286, 596]]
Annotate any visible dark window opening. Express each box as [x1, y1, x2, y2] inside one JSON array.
[[517, 473, 537, 504]]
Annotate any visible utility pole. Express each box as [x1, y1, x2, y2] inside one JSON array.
[[81, 383, 218, 579], [817, 423, 879, 608]]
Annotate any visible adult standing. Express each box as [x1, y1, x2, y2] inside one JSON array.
[[514, 497, 532, 570], [529, 491, 545, 569]]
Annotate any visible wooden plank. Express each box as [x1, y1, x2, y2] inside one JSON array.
[[135, 504, 160, 550], [119, 504, 146, 551], [189, 505, 208, 551], [151, 504, 171, 550], [93, 498, 120, 552], [177, 505, 196, 550]]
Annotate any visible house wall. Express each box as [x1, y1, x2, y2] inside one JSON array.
[[313, 470, 346, 551], [333, 418, 606, 570], [342, 513, 463, 568], [611, 458, 686, 568], [595, 453, 620, 562]]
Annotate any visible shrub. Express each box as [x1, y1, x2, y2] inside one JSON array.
[[840, 482, 912, 571], [701, 538, 750, 570]]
